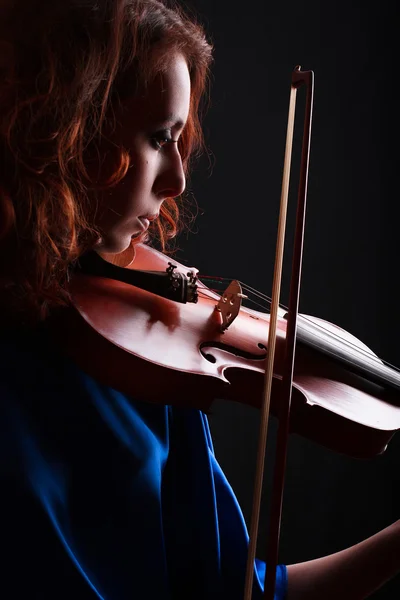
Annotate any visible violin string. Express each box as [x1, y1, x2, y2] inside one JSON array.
[[198, 275, 400, 375], [240, 284, 400, 374], [198, 276, 272, 312], [232, 280, 400, 372], [200, 276, 397, 374], [198, 287, 271, 314]]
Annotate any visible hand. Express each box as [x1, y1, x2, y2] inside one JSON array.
[[286, 520, 400, 600]]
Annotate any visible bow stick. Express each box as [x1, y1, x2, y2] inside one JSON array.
[[243, 65, 314, 599]]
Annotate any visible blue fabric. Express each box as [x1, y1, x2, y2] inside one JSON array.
[[0, 327, 288, 599]]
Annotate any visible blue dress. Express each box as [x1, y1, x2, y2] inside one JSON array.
[[0, 326, 288, 599]]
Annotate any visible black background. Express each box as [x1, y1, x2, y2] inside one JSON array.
[[173, 0, 399, 597]]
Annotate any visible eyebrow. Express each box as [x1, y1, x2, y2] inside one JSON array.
[[158, 113, 186, 130]]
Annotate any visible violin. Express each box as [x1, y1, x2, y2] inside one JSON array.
[[53, 66, 400, 600], [56, 241, 400, 461]]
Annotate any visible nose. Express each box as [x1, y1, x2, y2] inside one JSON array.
[[156, 145, 186, 200]]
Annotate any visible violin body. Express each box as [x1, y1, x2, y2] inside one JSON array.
[[60, 244, 400, 459]]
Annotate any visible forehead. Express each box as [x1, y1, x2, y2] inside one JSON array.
[[120, 54, 191, 131]]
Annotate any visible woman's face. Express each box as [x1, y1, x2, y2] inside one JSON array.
[[92, 53, 191, 254]]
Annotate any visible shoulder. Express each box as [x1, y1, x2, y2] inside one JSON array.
[[0, 323, 57, 388], [0, 324, 54, 434], [0, 322, 81, 432], [0, 322, 88, 481]]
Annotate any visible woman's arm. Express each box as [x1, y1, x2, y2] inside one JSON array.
[[286, 520, 400, 599]]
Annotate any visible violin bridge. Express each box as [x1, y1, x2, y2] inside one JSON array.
[[215, 280, 247, 331]]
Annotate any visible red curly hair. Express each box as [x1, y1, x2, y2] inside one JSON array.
[[0, 0, 212, 323]]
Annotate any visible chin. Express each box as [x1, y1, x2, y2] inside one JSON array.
[[95, 235, 133, 255], [131, 231, 149, 244]]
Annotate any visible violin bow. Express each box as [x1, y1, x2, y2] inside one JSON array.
[[243, 66, 314, 600]]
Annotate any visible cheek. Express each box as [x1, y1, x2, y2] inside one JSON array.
[[101, 155, 154, 219], [119, 156, 152, 202], [129, 148, 154, 185]]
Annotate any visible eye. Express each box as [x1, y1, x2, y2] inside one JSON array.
[[150, 129, 178, 151]]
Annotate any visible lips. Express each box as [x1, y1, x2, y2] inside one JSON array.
[[144, 213, 159, 222], [137, 213, 159, 231], [138, 217, 150, 230]]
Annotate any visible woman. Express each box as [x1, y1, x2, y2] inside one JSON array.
[[0, 1, 398, 598]]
